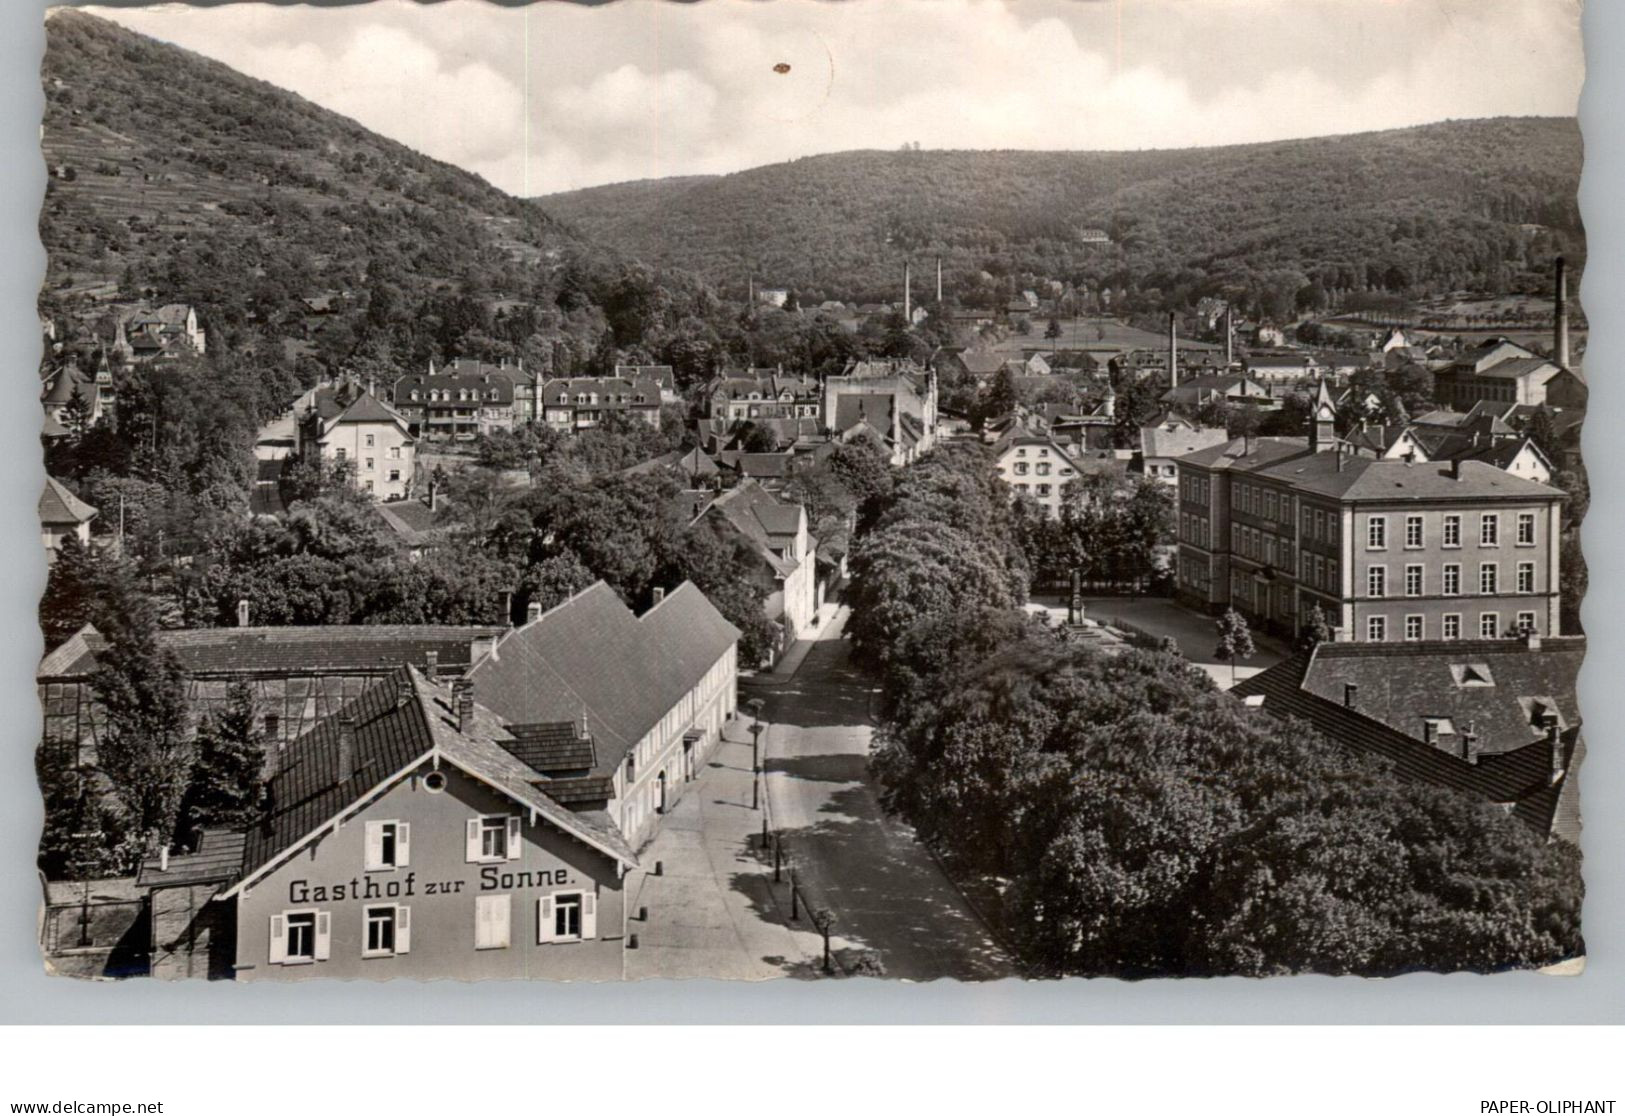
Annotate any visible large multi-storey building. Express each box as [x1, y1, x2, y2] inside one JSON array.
[[297, 387, 416, 500], [540, 376, 663, 432], [1175, 390, 1565, 643]]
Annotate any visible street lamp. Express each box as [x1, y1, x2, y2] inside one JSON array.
[[747, 697, 765, 811]]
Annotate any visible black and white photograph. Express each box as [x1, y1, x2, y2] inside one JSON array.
[[28, 0, 1592, 990]]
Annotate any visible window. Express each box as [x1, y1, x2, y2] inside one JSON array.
[[1035, 463, 1051, 477], [388, 469, 401, 483], [1517, 513, 1536, 546], [1013, 462, 1029, 476], [1480, 513, 1499, 547], [1405, 565, 1423, 597], [365, 821, 409, 871], [1367, 566, 1387, 598], [263, 713, 279, 739], [1517, 611, 1537, 634], [1517, 562, 1535, 594], [1313, 509, 1325, 540], [1480, 613, 1500, 639], [538, 891, 597, 943], [1367, 516, 1387, 550], [1443, 614, 1462, 640], [269, 910, 328, 965], [1443, 515, 1462, 548], [1328, 560, 1338, 589], [365, 433, 375, 447], [390, 446, 402, 459], [1405, 615, 1424, 641], [364, 904, 410, 957], [1367, 616, 1387, 642], [467, 815, 521, 863], [1037, 484, 1051, 497], [335, 448, 347, 461], [1479, 563, 1498, 595], [364, 457, 375, 472], [1443, 564, 1461, 596], [1405, 516, 1424, 549], [475, 894, 511, 950]]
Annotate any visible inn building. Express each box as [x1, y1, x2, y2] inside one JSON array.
[[1175, 387, 1565, 643], [139, 665, 638, 981]]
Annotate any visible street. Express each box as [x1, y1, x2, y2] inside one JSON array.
[[750, 607, 1016, 982]]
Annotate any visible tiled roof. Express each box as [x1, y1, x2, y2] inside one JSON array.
[[136, 829, 247, 889], [39, 624, 503, 680], [717, 451, 794, 478], [832, 393, 895, 434], [540, 377, 660, 406], [392, 371, 516, 404], [40, 475, 97, 526], [1254, 454, 1561, 503], [40, 366, 94, 406], [705, 482, 807, 572], [229, 667, 636, 893], [501, 722, 597, 775], [1141, 423, 1229, 460], [467, 582, 739, 775], [1232, 645, 1581, 841], [1177, 436, 1309, 471]]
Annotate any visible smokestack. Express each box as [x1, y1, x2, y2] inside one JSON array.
[[236, 598, 250, 628], [1168, 312, 1179, 389], [936, 256, 943, 303], [1224, 306, 1234, 367], [1343, 683, 1358, 709], [903, 261, 912, 325], [1554, 257, 1570, 369], [337, 715, 356, 783]]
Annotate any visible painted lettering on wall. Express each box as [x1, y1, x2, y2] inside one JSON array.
[[287, 867, 571, 905], [479, 866, 570, 891]]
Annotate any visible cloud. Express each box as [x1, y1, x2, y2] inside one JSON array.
[[85, 0, 1584, 196]]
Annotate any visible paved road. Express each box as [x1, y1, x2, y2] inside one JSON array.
[[749, 608, 1015, 982]]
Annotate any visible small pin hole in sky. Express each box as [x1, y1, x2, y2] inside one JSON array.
[[773, 63, 791, 74]]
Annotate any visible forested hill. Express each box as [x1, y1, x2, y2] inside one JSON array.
[[39, 9, 716, 375], [538, 119, 1583, 309]]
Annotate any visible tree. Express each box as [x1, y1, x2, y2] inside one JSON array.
[[1298, 603, 1336, 650], [178, 680, 266, 838], [1213, 607, 1256, 685], [1044, 316, 1063, 352]]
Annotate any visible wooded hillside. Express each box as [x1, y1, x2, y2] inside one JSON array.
[[539, 119, 1583, 311]]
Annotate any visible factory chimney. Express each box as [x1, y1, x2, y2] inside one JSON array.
[[1224, 306, 1234, 368], [935, 256, 943, 304], [1167, 312, 1179, 389], [1554, 257, 1570, 369], [903, 261, 912, 326]]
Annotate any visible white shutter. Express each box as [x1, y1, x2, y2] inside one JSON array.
[[314, 911, 331, 961], [465, 818, 481, 862], [269, 915, 287, 964], [477, 895, 510, 950], [395, 905, 411, 954], [506, 815, 522, 860], [581, 891, 597, 940], [492, 894, 510, 949], [364, 822, 383, 871], [537, 895, 555, 943], [396, 822, 410, 867]]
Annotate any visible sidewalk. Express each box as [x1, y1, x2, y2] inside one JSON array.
[[621, 726, 825, 981]]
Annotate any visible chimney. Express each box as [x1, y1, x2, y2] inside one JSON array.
[[158, 845, 169, 872], [526, 600, 543, 624], [1422, 720, 1437, 748], [1524, 628, 1542, 651], [580, 703, 590, 740], [1543, 712, 1565, 785], [1450, 458, 1464, 481], [428, 479, 439, 513], [903, 261, 912, 325], [236, 598, 250, 628], [453, 679, 475, 735], [424, 650, 439, 681], [936, 256, 943, 304], [397, 670, 414, 707], [1167, 312, 1179, 389], [1224, 306, 1234, 367], [1554, 256, 1570, 369], [652, 586, 666, 606], [337, 715, 356, 783], [1343, 683, 1358, 709], [1461, 721, 1479, 765]]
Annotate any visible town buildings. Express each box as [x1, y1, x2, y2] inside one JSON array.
[[140, 664, 638, 981], [112, 303, 206, 363], [992, 431, 1082, 518], [1136, 416, 1229, 486], [466, 582, 740, 850], [40, 357, 113, 428], [297, 386, 416, 500], [1174, 390, 1565, 643], [40, 475, 95, 564], [391, 363, 519, 440], [540, 375, 663, 432], [698, 482, 822, 653], [1432, 339, 1587, 410], [822, 359, 939, 465], [707, 371, 822, 421], [1235, 634, 1583, 842]]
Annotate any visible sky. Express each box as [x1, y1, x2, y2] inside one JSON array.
[[82, 0, 1585, 198]]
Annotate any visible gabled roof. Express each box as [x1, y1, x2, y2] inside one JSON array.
[[1140, 422, 1229, 461], [40, 475, 97, 527], [137, 829, 247, 889], [225, 666, 638, 895], [41, 365, 94, 406], [39, 623, 503, 681], [467, 582, 739, 776], [1254, 454, 1562, 503], [540, 376, 660, 406], [704, 482, 809, 577], [832, 393, 895, 434], [1233, 640, 1583, 841]]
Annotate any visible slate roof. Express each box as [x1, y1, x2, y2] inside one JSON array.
[[502, 722, 597, 775], [1253, 454, 1562, 503], [1140, 423, 1230, 460], [1233, 642, 1582, 842], [39, 623, 503, 681], [541, 377, 661, 407], [393, 371, 517, 405], [40, 476, 97, 527], [227, 668, 637, 895], [467, 582, 739, 776], [704, 482, 809, 576], [832, 393, 895, 434], [136, 829, 248, 889]]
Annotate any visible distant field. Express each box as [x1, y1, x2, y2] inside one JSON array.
[[984, 315, 1221, 356]]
